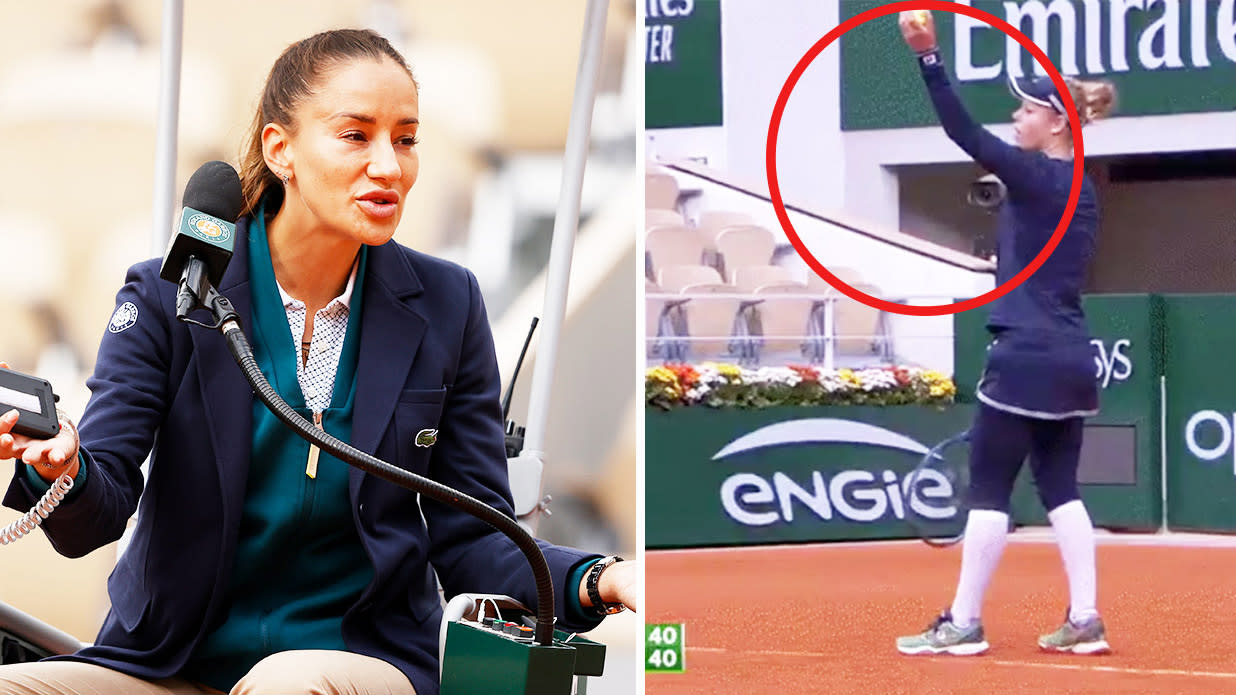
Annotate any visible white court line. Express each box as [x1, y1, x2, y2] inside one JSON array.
[[1005, 529, 1236, 548], [684, 647, 1236, 680], [653, 539, 923, 555], [989, 660, 1236, 680], [652, 530, 1236, 556], [689, 647, 823, 658]]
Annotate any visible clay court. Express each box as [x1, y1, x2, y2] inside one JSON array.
[[647, 534, 1236, 694]]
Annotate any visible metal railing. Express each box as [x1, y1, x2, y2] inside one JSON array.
[[645, 290, 959, 369]]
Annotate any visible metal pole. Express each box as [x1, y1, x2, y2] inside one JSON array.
[[509, 0, 608, 530], [520, 0, 608, 456], [150, 0, 183, 256], [123, 0, 182, 564], [1160, 374, 1168, 533], [824, 299, 836, 369]]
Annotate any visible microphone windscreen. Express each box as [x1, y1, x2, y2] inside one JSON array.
[[159, 161, 244, 287], [182, 161, 244, 224]]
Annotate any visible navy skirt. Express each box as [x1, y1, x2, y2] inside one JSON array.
[[976, 329, 1099, 420]]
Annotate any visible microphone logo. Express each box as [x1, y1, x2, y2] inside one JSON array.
[[188, 213, 232, 242]]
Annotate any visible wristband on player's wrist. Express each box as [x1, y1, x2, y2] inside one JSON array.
[[917, 47, 942, 67]]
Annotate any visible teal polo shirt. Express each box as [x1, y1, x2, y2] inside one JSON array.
[[183, 208, 372, 691]]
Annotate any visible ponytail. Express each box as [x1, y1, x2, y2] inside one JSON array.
[[1065, 78, 1117, 127]]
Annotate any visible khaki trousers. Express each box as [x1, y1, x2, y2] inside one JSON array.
[[0, 649, 416, 695]]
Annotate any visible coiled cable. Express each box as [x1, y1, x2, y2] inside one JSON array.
[[1, 472, 74, 545]]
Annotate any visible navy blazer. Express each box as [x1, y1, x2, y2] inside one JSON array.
[[4, 218, 601, 695]]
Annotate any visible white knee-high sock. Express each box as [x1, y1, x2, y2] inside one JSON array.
[[949, 509, 1010, 628], [1048, 499, 1098, 623]]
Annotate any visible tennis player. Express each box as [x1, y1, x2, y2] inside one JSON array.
[[893, 10, 1116, 656]]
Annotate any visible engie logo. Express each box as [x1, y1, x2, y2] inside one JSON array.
[[712, 419, 957, 527], [188, 213, 231, 243], [1185, 410, 1236, 476], [1091, 338, 1132, 389]]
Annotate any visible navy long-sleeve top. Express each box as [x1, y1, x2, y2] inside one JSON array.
[[918, 52, 1098, 338]]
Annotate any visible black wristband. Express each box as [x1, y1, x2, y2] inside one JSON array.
[[585, 556, 625, 617], [917, 47, 942, 68]]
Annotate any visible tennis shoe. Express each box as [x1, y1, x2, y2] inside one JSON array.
[[896, 612, 989, 656], [1038, 611, 1110, 654]]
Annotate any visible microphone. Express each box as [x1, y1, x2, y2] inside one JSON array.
[[158, 161, 244, 318]]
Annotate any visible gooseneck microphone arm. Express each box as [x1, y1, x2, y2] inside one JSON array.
[[194, 292, 558, 646], [175, 255, 208, 320]]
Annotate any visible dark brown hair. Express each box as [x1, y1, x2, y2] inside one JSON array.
[[238, 28, 417, 217]]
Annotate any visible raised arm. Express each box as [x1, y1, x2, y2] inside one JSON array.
[[899, 11, 1055, 197]]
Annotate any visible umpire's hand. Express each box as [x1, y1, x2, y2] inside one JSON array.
[[0, 362, 79, 483]]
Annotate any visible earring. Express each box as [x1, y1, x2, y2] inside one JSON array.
[[280, 173, 290, 185]]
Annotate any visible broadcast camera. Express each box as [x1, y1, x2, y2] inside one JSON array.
[[968, 173, 1007, 210]]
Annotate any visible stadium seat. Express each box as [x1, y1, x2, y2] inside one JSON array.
[[646, 224, 706, 279], [796, 270, 891, 363], [646, 277, 665, 359], [731, 265, 797, 293], [750, 284, 818, 363], [645, 208, 685, 228], [833, 282, 888, 357], [646, 172, 680, 211], [696, 211, 755, 247], [702, 224, 776, 277], [805, 265, 865, 294], [656, 264, 724, 293], [679, 283, 751, 363], [715, 226, 777, 283]]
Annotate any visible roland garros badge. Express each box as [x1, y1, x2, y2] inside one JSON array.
[[109, 301, 139, 334], [187, 213, 233, 244]]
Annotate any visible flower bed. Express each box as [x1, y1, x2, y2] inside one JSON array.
[[645, 363, 957, 409]]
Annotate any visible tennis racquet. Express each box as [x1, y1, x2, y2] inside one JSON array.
[[905, 430, 971, 547]]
